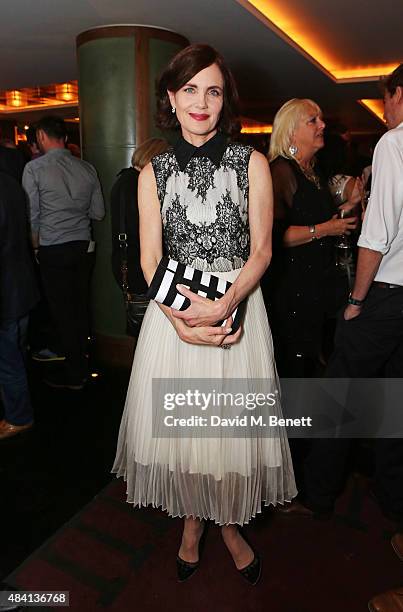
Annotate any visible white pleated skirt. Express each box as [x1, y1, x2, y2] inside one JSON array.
[[112, 269, 297, 525]]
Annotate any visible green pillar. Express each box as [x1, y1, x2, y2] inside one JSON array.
[[76, 26, 188, 366]]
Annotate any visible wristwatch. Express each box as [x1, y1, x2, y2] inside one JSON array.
[[308, 225, 317, 240], [348, 293, 365, 306]]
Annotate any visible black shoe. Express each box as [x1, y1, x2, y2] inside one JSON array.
[[31, 348, 65, 362], [43, 370, 87, 391], [43, 378, 85, 390], [176, 522, 206, 582], [176, 555, 200, 582], [238, 554, 262, 586]]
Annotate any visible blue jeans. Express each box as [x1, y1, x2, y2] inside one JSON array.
[[0, 315, 33, 425]]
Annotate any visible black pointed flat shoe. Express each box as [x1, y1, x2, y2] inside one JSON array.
[[176, 521, 208, 582], [176, 555, 200, 582], [238, 554, 262, 585]]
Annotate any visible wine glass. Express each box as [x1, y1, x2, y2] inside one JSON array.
[[336, 208, 351, 250]]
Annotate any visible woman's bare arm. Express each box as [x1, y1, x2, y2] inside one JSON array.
[[282, 214, 358, 248]]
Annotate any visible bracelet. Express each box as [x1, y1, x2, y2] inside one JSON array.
[[348, 293, 365, 306], [308, 225, 317, 241]]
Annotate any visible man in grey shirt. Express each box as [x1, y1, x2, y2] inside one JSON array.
[[22, 115, 105, 389]]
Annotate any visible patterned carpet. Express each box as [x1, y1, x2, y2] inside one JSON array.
[[6, 474, 403, 612]]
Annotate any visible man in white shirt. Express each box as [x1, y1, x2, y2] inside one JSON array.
[[292, 65, 403, 524], [345, 72, 403, 325]]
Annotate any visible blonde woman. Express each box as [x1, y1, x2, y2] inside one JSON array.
[[265, 98, 358, 377]]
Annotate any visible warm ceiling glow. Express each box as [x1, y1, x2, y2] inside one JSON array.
[[5, 90, 28, 107], [241, 116, 272, 134], [241, 125, 272, 134], [333, 65, 399, 81], [359, 99, 386, 124], [240, 0, 399, 81]]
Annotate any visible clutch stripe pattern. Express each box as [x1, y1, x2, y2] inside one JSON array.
[[147, 257, 245, 333]]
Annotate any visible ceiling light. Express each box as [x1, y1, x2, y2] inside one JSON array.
[[5, 90, 28, 107], [55, 83, 76, 101], [358, 99, 386, 125], [240, 0, 400, 82], [241, 125, 272, 134]]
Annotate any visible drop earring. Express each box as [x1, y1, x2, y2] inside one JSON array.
[[289, 144, 298, 156], [171, 106, 176, 114]]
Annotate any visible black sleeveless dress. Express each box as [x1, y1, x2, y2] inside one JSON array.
[[264, 156, 348, 376]]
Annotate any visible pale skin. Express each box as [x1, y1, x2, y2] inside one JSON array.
[[281, 104, 359, 248], [338, 176, 363, 215], [344, 84, 403, 321], [139, 63, 272, 568]]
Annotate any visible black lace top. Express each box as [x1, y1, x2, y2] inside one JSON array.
[[151, 136, 254, 272], [263, 156, 348, 342], [270, 156, 338, 282]]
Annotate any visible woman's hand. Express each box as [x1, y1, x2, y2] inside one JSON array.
[[338, 202, 356, 215], [321, 214, 358, 236], [220, 325, 242, 346], [172, 314, 241, 347], [171, 284, 228, 327]]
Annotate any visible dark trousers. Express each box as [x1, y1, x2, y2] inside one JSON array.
[[28, 259, 57, 352], [303, 285, 403, 517], [39, 241, 94, 385], [0, 315, 33, 425]]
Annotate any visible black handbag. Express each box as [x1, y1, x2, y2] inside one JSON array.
[[125, 293, 149, 337], [146, 256, 246, 334], [117, 189, 149, 337]]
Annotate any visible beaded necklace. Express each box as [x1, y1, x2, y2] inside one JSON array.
[[297, 161, 321, 190]]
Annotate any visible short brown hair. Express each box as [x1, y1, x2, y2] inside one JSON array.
[[156, 44, 240, 136], [383, 64, 403, 96], [132, 137, 170, 169], [36, 115, 67, 141]]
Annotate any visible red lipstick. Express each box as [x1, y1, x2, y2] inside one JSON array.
[[189, 113, 209, 121]]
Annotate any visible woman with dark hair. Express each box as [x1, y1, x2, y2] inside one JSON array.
[[113, 44, 296, 584], [155, 44, 240, 136]]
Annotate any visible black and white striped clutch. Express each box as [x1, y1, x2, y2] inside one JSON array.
[[146, 257, 246, 334]]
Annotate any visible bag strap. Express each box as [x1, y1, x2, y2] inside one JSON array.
[[117, 182, 129, 300]]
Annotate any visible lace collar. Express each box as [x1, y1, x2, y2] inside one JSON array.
[[173, 131, 228, 171]]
